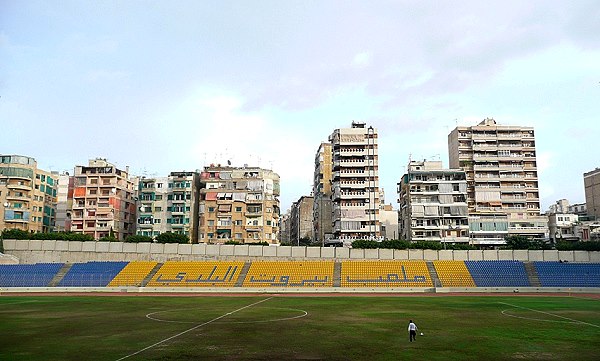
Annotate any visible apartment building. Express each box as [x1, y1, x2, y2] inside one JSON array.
[[136, 172, 200, 242], [290, 195, 314, 245], [398, 160, 469, 244], [198, 165, 280, 244], [448, 118, 548, 246], [330, 122, 381, 240], [55, 172, 74, 232], [379, 204, 399, 240], [0, 155, 58, 233], [312, 142, 333, 243], [584, 168, 600, 220], [70, 158, 136, 240]]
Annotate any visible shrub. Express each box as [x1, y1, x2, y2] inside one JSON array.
[[556, 241, 600, 251], [125, 235, 153, 243], [98, 236, 118, 242], [155, 232, 189, 244], [1, 229, 31, 240]]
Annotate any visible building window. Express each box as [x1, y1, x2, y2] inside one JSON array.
[[235, 207, 242, 212], [208, 207, 215, 212], [208, 220, 215, 226], [157, 183, 163, 188], [155, 195, 163, 201], [235, 233, 242, 239], [154, 219, 161, 224], [155, 207, 162, 212]]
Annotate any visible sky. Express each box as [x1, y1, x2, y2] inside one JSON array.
[[1, 1, 599, 213]]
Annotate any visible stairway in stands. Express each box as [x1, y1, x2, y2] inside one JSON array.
[[426, 261, 442, 287], [141, 263, 164, 287], [48, 263, 73, 287], [333, 262, 342, 287], [524, 262, 542, 287], [235, 262, 252, 287]]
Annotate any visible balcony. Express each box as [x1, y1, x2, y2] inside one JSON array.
[[7, 183, 32, 191]]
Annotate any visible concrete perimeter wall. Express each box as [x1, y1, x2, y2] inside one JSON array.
[[3, 240, 600, 264]]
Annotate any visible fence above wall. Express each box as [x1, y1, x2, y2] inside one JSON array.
[[2, 239, 600, 263]]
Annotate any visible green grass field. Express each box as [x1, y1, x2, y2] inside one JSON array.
[[0, 295, 599, 360]]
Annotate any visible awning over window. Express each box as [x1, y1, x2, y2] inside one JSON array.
[[218, 204, 231, 212], [205, 192, 218, 200]]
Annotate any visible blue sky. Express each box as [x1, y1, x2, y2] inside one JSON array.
[[1, 1, 599, 212]]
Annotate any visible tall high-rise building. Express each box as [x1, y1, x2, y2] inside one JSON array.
[[136, 172, 200, 242], [398, 160, 469, 244], [312, 142, 333, 243], [584, 168, 600, 221], [448, 118, 548, 246], [290, 195, 314, 245], [70, 158, 137, 240], [0, 155, 58, 233], [330, 122, 381, 240], [198, 165, 280, 244]]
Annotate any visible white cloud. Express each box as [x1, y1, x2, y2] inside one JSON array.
[[352, 51, 372, 68]]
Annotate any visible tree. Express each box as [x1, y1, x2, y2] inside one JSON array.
[[504, 235, 551, 250], [1, 229, 31, 240], [155, 232, 189, 244], [124, 235, 153, 243]]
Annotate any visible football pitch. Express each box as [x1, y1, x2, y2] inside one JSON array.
[[1, 294, 599, 360]]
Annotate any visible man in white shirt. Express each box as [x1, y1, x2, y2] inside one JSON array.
[[408, 320, 418, 342]]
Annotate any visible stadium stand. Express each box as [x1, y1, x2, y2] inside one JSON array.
[[108, 261, 158, 287], [341, 261, 433, 287], [534, 262, 600, 287], [433, 261, 476, 287], [147, 261, 244, 287], [0, 263, 63, 287], [464, 260, 530, 287], [58, 261, 128, 287], [243, 261, 334, 287]]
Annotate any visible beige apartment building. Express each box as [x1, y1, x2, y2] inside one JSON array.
[[0, 155, 58, 233], [136, 172, 200, 242], [55, 172, 74, 232], [198, 165, 280, 244], [584, 168, 600, 220], [448, 118, 548, 246], [70, 158, 137, 240], [330, 122, 381, 241], [312, 142, 333, 244], [398, 160, 469, 244]]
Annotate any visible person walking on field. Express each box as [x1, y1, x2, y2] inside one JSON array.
[[408, 320, 418, 342]]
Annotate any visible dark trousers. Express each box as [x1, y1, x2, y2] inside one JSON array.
[[410, 330, 416, 342]]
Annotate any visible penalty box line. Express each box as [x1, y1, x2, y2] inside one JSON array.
[[115, 296, 274, 361], [499, 302, 600, 328]]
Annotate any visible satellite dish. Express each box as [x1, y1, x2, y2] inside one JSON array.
[[111, 188, 116, 193], [3, 202, 8, 207]]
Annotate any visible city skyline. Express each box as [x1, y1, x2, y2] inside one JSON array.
[[2, 1, 599, 213]]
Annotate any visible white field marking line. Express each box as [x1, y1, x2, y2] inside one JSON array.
[[115, 297, 273, 361], [501, 309, 580, 324], [499, 302, 600, 328], [146, 307, 308, 325]]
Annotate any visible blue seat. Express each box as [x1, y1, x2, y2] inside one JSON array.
[[464, 261, 530, 287], [534, 262, 600, 287], [58, 261, 128, 287], [0, 263, 64, 287]]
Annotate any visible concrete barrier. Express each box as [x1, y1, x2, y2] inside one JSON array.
[[2, 239, 600, 264], [248, 246, 263, 257], [291, 247, 306, 258], [234, 245, 249, 256], [123, 243, 137, 253], [320, 247, 335, 258], [306, 247, 321, 258], [423, 250, 438, 261], [379, 249, 393, 260], [175, 244, 189, 255], [364, 249, 378, 259], [68, 241, 83, 252], [558, 251, 574, 262], [350, 248, 365, 259], [483, 250, 498, 260]]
